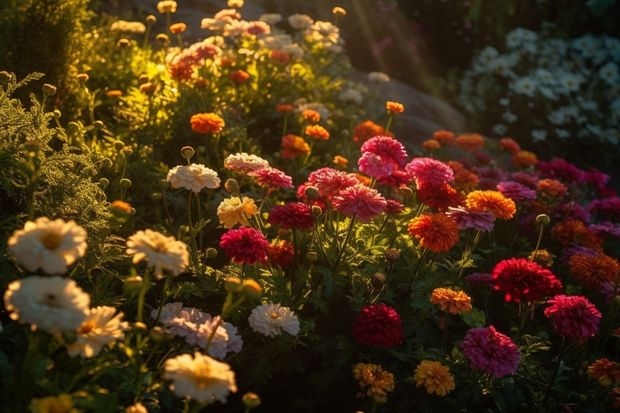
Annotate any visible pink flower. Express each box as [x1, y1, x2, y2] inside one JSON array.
[[405, 157, 454, 188], [358, 153, 396, 179], [537, 157, 586, 184], [219, 227, 269, 264], [446, 206, 496, 231], [248, 167, 293, 190], [332, 184, 387, 222], [544, 294, 602, 342], [352, 303, 403, 348], [268, 202, 314, 230], [496, 181, 537, 202], [491, 258, 563, 303], [358, 135, 408, 179], [306, 167, 360, 201], [460, 326, 520, 378]]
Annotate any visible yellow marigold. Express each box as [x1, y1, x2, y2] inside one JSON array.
[[432, 129, 455, 146], [169, 22, 186, 34], [465, 190, 516, 220], [537, 178, 567, 199], [301, 109, 320, 123], [413, 360, 455, 396], [217, 197, 259, 228], [157, 1, 177, 14], [568, 251, 620, 290], [280, 134, 310, 159], [455, 133, 484, 151], [407, 213, 460, 252], [422, 139, 441, 151], [305, 124, 330, 140], [333, 155, 348, 168], [430, 288, 472, 315], [352, 362, 395, 404], [512, 150, 538, 167], [551, 219, 603, 250], [386, 100, 405, 114], [190, 113, 225, 134], [30, 394, 77, 413]]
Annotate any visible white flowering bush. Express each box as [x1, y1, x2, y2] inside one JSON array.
[[459, 26, 620, 165]]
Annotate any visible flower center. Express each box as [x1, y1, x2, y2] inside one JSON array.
[[40, 230, 62, 250], [193, 363, 215, 389], [78, 320, 96, 335], [268, 311, 280, 320], [41, 293, 61, 307], [151, 240, 169, 253]]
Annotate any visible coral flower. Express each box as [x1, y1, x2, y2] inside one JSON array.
[[499, 137, 521, 155], [190, 112, 225, 134], [430, 288, 473, 315], [331, 184, 387, 222], [465, 190, 516, 220], [301, 109, 321, 123], [491, 257, 563, 303], [460, 326, 520, 378], [280, 134, 310, 159], [352, 303, 403, 347], [7, 217, 87, 274], [405, 157, 454, 188], [304, 124, 330, 140], [126, 230, 190, 279], [268, 202, 314, 230], [219, 227, 269, 264], [455, 133, 485, 151], [422, 139, 441, 150], [217, 197, 259, 228], [432, 129, 456, 145], [512, 150, 538, 168], [588, 358, 620, 386], [537, 178, 568, 198], [306, 167, 361, 201], [230, 69, 250, 84], [407, 213, 460, 252], [544, 294, 601, 342], [353, 363, 395, 403], [352, 119, 386, 145], [568, 251, 620, 290], [248, 166, 293, 190], [413, 360, 456, 396]]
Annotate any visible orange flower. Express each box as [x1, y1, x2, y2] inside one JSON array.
[[568, 251, 619, 290], [455, 133, 484, 151], [280, 134, 310, 159], [587, 358, 620, 386], [190, 112, 225, 134], [407, 213, 460, 252], [386, 100, 404, 114], [353, 363, 395, 404], [230, 69, 250, 84], [270, 50, 290, 64], [422, 139, 440, 150], [353, 120, 386, 145], [537, 178, 567, 198], [432, 130, 455, 146], [551, 219, 603, 250], [301, 109, 320, 123], [465, 190, 516, 220], [413, 360, 455, 396], [332, 155, 348, 168], [276, 103, 294, 114], [169, 22, 187, 34], [304, 124, 330, 140], [110, 200, 133, 217], [499, 137, 520, 155], [447, 161, 479, 192], [430, 287, 472, 315], [105, 90, 123, 98], [512, 150, 538, 168]]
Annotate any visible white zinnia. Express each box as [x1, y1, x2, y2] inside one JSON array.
[[248, 303, 300, 337], [166, 163, 220, 193], [164, 352, 237, 405], [66, 306, 128, 358], [126, 230, 189, 279], [223, 152, 270, 173], [8, 217, 87, 274], [3, 275, 90, 332]]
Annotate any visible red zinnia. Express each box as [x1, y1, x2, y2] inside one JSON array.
[[544, 294, 601, 342], [491, 258, 563, 303], [352, 303, 403, 348], [268, 202, 314, 230], [407, 213, 460, 252], [306, 167, 360, 201], [219, 227, 269, 264], [332, 184, 387, 222]]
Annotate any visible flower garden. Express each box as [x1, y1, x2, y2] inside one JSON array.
[[1, 1, 619, 412]]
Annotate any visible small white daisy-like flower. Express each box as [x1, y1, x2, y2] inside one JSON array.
[[223, 152, 270, 173], [3, 275, 90, 332], [287, 13, 314, 30], [248, 303, 300, 337], [367, 71, 390, 83], [8, 217, 87, 274], [166, 163, 220, 193], [66, 306, 129, 358], [126, 230, 189, 279], [164, 352, 237, 405]]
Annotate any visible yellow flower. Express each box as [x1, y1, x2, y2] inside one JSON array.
[[30, 394, 77, 413], [66, 306, 128, 358], [430, 288, 472, 315], [352, 362, 395, 404], [217, 197, 259, 228], [126, 230, 189, 279], [413, 360, 455, 396]]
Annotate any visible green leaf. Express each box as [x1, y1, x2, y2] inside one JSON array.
[[461, 307, 486, 327]]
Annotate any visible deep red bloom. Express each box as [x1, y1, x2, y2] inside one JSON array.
[[268, 202, 314, 230], [491, 258, 563, 303], [219, 227, 269, 264], [417, 183, 462, 211], [267, 240, 295, 268], [352, 303, 403, 348], [405, 157, 454, 189], [460, 326, 520, 378], [544, 294, 601, 342]]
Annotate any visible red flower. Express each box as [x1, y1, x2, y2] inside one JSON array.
[[352, 303, 403, 348], [332, 184, 387, 222], [267, 240, 295, 268], [219, 227, 269, 264], [544, 294, 601, 342], [268, 202, 314, 230], [491, 258, 563, 303]]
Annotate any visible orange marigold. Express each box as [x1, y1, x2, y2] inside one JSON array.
[[276, 103, 294, 114], [432, 129, 456, 145], [551, 219, 603, 250], [407, 213, 460, 252], [455, 133, 485, 151], [353, 120, 386, 145], [280, 134, 310, 159], [386, 100, 405, 114], [169, 22, 187, 34], [413, 360, 456, 396], [422, 139, 441, 151], [332, 155, 348, 168], [568, 251, 620, 290], [301, 109, 321, 123], [304, 124, 330, 140], [588, 358, 620, 386], [537, 178, 567, 199], [230, 69, 250, 84], [512, 150, 538, 167], [190, 112, 225, 134], [447, 161, 479, 192], [353, 362, 395, 404], [430, 287, 472, 315], [465, 190, 516, 220]]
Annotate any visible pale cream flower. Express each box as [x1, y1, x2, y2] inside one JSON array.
[[259, 13, 282, 25], [223, 152, 269, 173], [217, 197, 259, 228], [3, 276, 90, 332], [110, 20, 146, 34], [125, 402, 148, 413], [164, 352, 237, 405], [126, 230, 189, 279], [66, 306, 128, 358], [167, 164, 221, 192], [8, 217, 87, 274], [368, 71, 390, 83], [248, 303, 300, 337], [287, 13, 313, 30], [227, 0, 244, 8], [157, 1, 177, 14]]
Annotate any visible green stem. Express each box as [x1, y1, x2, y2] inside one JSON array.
[[136, 269, 151, 323], [333, 215, 356, 270]]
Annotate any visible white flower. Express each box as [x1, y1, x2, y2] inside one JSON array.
[[280, 43, 304, 60], [248, 303, 300, 337], [3, 276, 90, 332], [510, 76, 537, 97], [287, 13, 313, 30], [110, 20, 146, 34], [66, 306, 128, 358], [223, 152, 269, 173], [599, 62, 619, 85], [367, 71, 390, 83], [166, 163, 220, 192], [126, 230, 189, 279], [572, 35, 600, 59], [164, 352, 237, 405], [227, 0, 243, 8], [557, 72, 584, 94], [506, 28, 538, 50], [8, 217, 87, 274], [502, 112, 517, 123], [338, 88, 364, 104], [259, 13, 282, 25], [555, 128, 571, 139]]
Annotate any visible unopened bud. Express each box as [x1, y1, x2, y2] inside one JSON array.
[[42, 83, 57, 96], [306, 250, 318, 262], [224, 178, 239, 194], [311, 205, 322, 218], [536, 214, 550, 227], [124, 275, 143, 294], [146, 14, 157, 24], [304, 186, 320, 200], [113, 140, 125, 151], [139, 82, 157, 95], [99, 177, 110, 188], [206, 247, 218, 258], [242, 392, 261, 410], [138, 74, 150, 84], [180, 145, 195, 160], [76, 73, 89, 83], [371, 272, 386, 289], [385, 247, 401, 261], [117, 38, 131, 48], [120, 178, 132, 189], [156, 33, 170, 44]]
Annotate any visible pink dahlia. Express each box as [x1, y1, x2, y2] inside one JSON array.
[[405, 157, 454, 189], [491, 257, 563, 303], [248, 166, 293, 190], [544, 294, 602, 342], [352, 303, 403, 348], [446, 206, 496, 232], [306, 167, 360, 200], [460, 326, 520, 378], [358, 135, 408, 179], [496, 181, 537, 202], [268, 202, 314, 230], [219, 227, 269, 264], [332, 184, 387, 222]]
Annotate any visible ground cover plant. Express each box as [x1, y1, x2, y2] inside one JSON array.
[[1, 1, 619, 412]]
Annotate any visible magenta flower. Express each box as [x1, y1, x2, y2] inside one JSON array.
[[405, 157, 454, 188], [460, 326, 520, 378], [491, 257, 563, 303], [446, 206, 496, 231], [358, 135, 408, 179], [496, 181, 537, 202], [219, 227, 269, 264], [332, 184, 387, 222], [544, 294, 602, 342]]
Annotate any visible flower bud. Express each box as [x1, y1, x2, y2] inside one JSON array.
[[42, 83, 57, 96], [114, 140, 125, 151], [111, 200, 133, 217], [536, 214, 550, 227], [205, 247, 218, 258], [371, 272, 386, 289], [117, 38, 131, 48], [101, 158, 113, 168], [98, 177, 110, 188], [242, 392, 261, 410], [76, 73, 89, 83], [180, 145, 195, 160], [306, 250, 318, 262], [120, 178, 132, 189], [138, 74, 150, 84], [93, 120, 105, 130], [311, 205, 322, 218], [139, 82, 157, 95], [146, 14, 157, 24], [53, 109, 62, 119], [156, 33, 170, 44], [224, 178, 239, 194], [304, 185, 320, 200], [385, 248, 401, 262], [124, 275, 143, 295]]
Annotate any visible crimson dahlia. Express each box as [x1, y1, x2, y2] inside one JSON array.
[[352, 303, 403, 348], [491, 257, 563, 303]]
